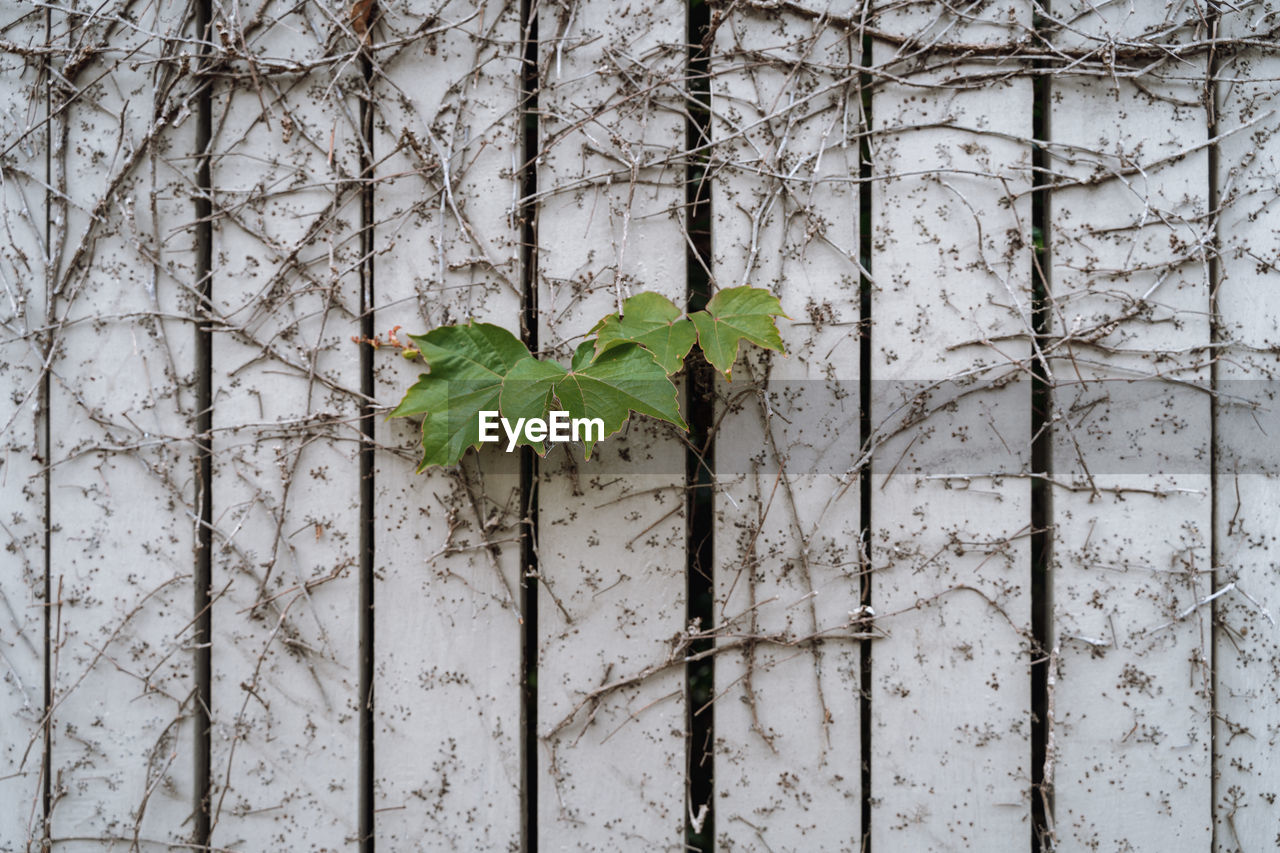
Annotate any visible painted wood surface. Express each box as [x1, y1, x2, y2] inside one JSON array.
[[0, 2, 49, 846], [45, 0, 199, 846], [1214, 3, 1280, 849], [207, 1, 363, 846], [2, 1, 1280, 849], [709, 4, 863, 849], [371, 1, 525, 848], [1048, 3, 1213, 850], [869, 3, 1033, 851], [534, 0, 689, 846]]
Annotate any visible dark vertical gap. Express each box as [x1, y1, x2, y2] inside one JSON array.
[[857, 25, 873, 853], [41, 1, 53, 844], [1029, 4, 1053, 850], [685, 1, 714, 850], [1206, 4, 1222, 848], [358, 18, 377, 852], [192, 0, 214, 845], [518, 1, 540, 849]]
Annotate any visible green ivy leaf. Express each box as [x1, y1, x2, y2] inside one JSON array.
[[499, 356, 568, 453], [591, 291, 697, 375], [503, 344, 686, 459], [689, 286, 787, 378], [555, 343, 688, 459], [570, 339, 598, 370], [388, 287, 788, 468], [389, 322, 531, 469]]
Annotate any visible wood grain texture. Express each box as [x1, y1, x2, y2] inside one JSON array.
[[870, 3, 1033, 850], [371, 1, 525, 848], [207, 2, 363, 846], [0, 2, 49, 846], [1048, 3, 1213, 850], [1214, 4, 1280, 850], [534, 0, 688, 846], [709, 5, 863, 849], [45, 0, 199, 846]]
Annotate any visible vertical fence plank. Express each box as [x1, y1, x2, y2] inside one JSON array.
[[45, 0, 199, 845], [534, 0, 688, 845], [709, 6, 863, 850], [0, 4, 49, 846], [371, 2, 525, 848], [1048, 3, 1212, 850], [1214, 5, 1280, 850], [870, 3, 1033, 849], [207, 2, 363, 845]]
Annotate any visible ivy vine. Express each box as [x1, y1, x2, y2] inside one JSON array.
[[388, 286, 787, 469]]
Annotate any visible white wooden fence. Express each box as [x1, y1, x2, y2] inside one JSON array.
[[2, 0, 1279, 850]]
